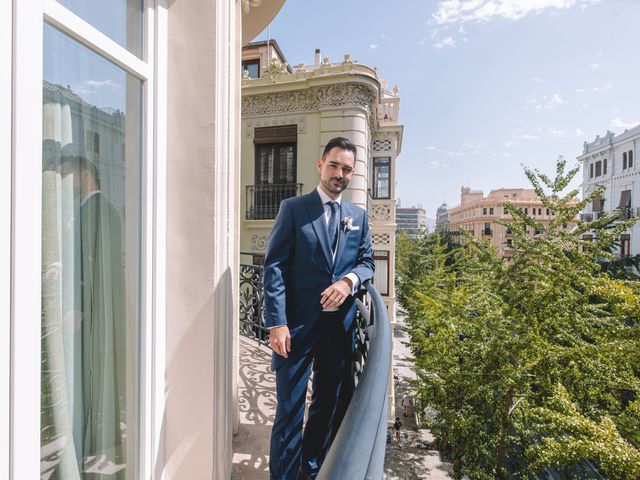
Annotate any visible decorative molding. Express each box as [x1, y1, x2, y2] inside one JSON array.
[[262, 58, 289, 83], [242, 84, 376, 118], [372, 139, 391, 152], [242, 0, 262, 14], [372, 233, 390, 245], [371, 202, 393, 222], [252, 234, 268, 252], [246, 115, 306, 138]]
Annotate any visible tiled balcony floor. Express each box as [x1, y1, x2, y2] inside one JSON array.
[[232, 337, 276, 480]]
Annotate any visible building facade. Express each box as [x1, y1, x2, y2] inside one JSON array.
[[578, 126, 640, 258], [396, 206, 427, 237], [240, 41, 403, 323], [435, 202, 450, 232], [4, 1, 285, 479], [449, 186, 577, 258]]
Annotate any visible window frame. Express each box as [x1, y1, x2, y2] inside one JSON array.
[[242, 58, 260, 79], [371, 156, 391, 200], [372, 250, 390, 296], [8, 1, 162, 478]]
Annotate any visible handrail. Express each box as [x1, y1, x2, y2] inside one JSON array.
[[317, 280, 392, 480]]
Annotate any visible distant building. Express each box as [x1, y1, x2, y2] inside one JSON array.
[[578, 126, 640, 258], [449, 186, 577, 258], [435, 202, 450, 231], [396, 206, 426, 237]]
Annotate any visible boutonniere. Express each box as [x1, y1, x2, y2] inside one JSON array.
[[342, 216, 359, 232]]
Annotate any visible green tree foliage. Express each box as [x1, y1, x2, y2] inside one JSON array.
[[396, 159, 640, 479]]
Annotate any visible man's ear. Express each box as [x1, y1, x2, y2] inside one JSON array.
[[317, 158, 323, 173]]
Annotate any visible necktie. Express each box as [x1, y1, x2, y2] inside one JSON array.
[[327, 201, 339, 253]]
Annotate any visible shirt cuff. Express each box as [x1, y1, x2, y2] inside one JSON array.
[[344, 272, 360, 296]]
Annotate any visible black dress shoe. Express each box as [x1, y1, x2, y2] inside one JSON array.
[[297, 468, 315, 480]]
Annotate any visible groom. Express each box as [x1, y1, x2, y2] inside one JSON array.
[[264, 137, 374, 480]]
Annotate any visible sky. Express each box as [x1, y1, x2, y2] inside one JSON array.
[[256, 0, 640, 219]]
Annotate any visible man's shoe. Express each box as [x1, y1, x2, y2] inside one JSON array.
[[297, 468, 314, 480]]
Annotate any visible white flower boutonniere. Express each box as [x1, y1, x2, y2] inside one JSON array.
[[342, 216, 357, 232]]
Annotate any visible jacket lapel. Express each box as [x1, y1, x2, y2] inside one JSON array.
[[306, 190, 333, 270], [333, 201, 351, 271]]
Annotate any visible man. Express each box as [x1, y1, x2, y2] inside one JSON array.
[[264, 137, 375, 480]]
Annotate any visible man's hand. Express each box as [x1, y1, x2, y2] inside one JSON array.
[[269, 325, 291, 358], [320, 277, 352, 310]]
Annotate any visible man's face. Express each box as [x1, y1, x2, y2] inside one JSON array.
[[317, 147, 355, 199]]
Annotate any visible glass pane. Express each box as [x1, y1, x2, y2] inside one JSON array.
[[56, 0, 143, 58], [42, 23, 141, 479], [279, 145, 295, 183], [373, 257, 389, 296]]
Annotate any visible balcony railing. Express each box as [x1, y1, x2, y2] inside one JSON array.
[[318, 281, 391, 480], [237, 274, 391, 478], [246, 183, 302, 220], [580, 212, 604, 222]]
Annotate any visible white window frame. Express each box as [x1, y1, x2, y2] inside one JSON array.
[[8, 1, 166, 479], [1, 1, 13, 478]]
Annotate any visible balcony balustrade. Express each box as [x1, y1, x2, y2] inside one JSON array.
[[245, 183, 302, 220]]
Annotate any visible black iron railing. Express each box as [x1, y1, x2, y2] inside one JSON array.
[[318, 280, 392, 480], [246, 183, 302, 220], [239, 254, 268, 347]]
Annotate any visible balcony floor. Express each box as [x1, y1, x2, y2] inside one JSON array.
[[233, 318, 451, 479]]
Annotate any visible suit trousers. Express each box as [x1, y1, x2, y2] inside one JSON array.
[[269, 311, 352, 480]]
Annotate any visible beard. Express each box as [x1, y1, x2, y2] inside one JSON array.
[[321, 176, 348, 195]]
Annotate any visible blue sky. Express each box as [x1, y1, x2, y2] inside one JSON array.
[[256, 0, 640, 218]]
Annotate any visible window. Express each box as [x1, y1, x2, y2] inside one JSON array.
[[483, 222, 492, 235], [251, 126, 298, 219], [483, 207, 487, 215], [546, 208, 549, 216], [242, 59, 260, 79], [373, 250, 389, 295], [603, 158, 607, 175], [590, 163, 594, 178], [623, 152, 628, 169], [506, 226, 512, 235], [506, 239, 512, 247], [372, 157, 391, 199], [57, 0, 144, 57], [629, 150, 634, 168], [538, 208, 542, 215], [524, 207, 528, 215], [595, 160, 602, 177], [620, 234, 631, 257], [42, 22, 143, 477], [489, 207, 494, 215]]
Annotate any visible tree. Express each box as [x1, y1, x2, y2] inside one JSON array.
[[397, 159, 640, 479]]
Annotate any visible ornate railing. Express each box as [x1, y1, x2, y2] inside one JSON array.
[[318, 280, 392, 480], [239, 254, 268, 347], [245, 183, 302, 220]]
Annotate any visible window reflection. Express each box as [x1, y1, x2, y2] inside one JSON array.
[[41, 24, 141, 480], [56, 0, 144, 58]]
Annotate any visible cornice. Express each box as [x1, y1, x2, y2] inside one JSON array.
[[242, 83, 377, 118]]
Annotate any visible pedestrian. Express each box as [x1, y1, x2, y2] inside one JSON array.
[[393, 416, 402, 442]]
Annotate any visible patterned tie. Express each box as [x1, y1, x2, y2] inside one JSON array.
[[327, 201, 339, 253]]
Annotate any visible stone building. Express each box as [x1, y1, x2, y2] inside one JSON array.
[[578, 126, 640, 258], [449, 186, 577, 258], [435, 202, 450, 232], [240, 40, 404, 322], [396, 206, 427, 237]]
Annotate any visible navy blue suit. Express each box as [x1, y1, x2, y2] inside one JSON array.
[[264, 189, 374, 479]]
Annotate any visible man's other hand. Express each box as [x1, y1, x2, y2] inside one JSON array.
[[320, 277, 352, 310], [269, 325, 291, 358]]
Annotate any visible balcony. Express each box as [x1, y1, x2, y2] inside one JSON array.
[[580, 212, 604, 222], [246, 183, 302, 220], [236, 262, 392, 479]]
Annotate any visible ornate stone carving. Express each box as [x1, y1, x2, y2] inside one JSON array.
[[242, 84, 376, 117], [372, 233, 390, 245], [371, 203, 392, 221], [372, 139, 392, 152], [242, 0, 262, 14], [252, 234, 268, 252], [262, 58, 289, 83]]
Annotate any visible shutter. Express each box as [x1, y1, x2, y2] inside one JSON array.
[[254, 125, 297, 144]]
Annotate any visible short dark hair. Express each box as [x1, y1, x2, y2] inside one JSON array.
[[60, 154, 101, 187], [321, 137, 357, 163]]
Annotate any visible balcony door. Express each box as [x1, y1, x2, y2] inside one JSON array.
[[252, 125, 297, 219]]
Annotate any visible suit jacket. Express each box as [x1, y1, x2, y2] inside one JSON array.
[[264, 189, 374, 370]]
